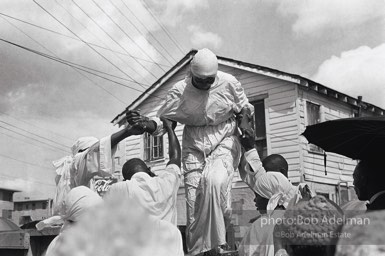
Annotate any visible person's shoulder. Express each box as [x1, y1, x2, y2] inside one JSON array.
[[171, 78, 187, 91], [217, 71, 239, 83], [165, 163, 182, 175]]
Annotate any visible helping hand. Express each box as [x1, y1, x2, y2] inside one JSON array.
[[126, 110, 152, 132], [240, 128, 256, 151]]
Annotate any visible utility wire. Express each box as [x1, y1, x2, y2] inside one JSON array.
[[71, 0, 159, 81], [90, 0, 166, 73], [0, 130, 68, 154], [0, 110, 73, 143], [54, 0, 149, 89], [0, 120, 70, 150], [0, 37, 159, 95], [0, 12, 171, 68], [141, 0, 185, 55], [118, 0, 179, 63], [108, 0, 176, 64], [0, 153, 53, 170], [33, 0, 147, 89], [1, 17, 129, 104], [0, 124, 70, 154]]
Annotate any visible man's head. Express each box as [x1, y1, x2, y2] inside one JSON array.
[[122, 158, 154, 181], [190, 48, 218, 90], [262, 154, 289, 178], [353, 158, 385, 201]]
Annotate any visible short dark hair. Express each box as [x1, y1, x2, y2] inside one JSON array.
[[262, 154, 288, 178], [122, 158, 154, 180]]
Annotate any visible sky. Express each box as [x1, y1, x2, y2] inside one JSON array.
[[0, 0, 384, 199]]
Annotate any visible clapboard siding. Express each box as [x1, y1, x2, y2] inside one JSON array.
[[234, 70, 301, 182], [298, 88, 358, 185]]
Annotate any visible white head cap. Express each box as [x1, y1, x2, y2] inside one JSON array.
[[71, 137, 98, 156], [190, 48, 218, 78]]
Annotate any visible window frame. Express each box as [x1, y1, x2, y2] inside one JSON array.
[[143, 133, 164, 162], [305, 100, 324, 154], [249, 95, 268, 159]]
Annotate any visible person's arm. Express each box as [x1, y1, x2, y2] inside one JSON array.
[[126, 110, 158, 134], [161, 117, 181, 168], [110, 122, 146, 148]]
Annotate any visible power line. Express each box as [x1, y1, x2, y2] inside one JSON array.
[[0, 12, 171, 68], [54, 0, 150, 89], [0, 37, 155, 94], [0, 124, 70, 154], [141, 0, 185, 55], [71, 0, 159, 81], [0, 110, 73, 143], [0, 130, 70, 154], [118, 0, 179, 63], [1, 16, 128, 105], [0, 153, 52, 170], [33, 0, 147, 89], [90, 0, 166, 73], [108, 0, 177, 64], [0, 120, 70, 150]]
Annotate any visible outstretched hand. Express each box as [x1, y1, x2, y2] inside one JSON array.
[[160, 116, 177, 131], [126, 110, 148, 126], [240, 128, 256, 151]]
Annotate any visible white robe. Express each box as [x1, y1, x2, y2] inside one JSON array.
[[238, 210, 285, 256], [107, 164, 181, 225], [152, 71, 253, 255]]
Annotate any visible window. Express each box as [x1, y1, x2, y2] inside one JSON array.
[[25, 204, 29, 210], [144, 133, 164, 161], [252, 100, 267, 159], [42, 202, 47, 210], [306, 101, 323, 153], [32, 203, 36, 210]]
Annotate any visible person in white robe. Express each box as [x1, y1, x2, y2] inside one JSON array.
[[238, 128, 314, 256], [106, 117, 182, 225], [127, 48, 253, 255], [50, 193, 184, 256], [44, 186, 103, 256], [52, 122, 145, 215]]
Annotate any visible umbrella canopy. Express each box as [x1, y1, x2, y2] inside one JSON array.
[[302, 115, 385, 160]]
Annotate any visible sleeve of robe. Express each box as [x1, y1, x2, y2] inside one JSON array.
[[71, 135, 117, 187], [150, 82, 184, 137], [228, 75, 254, 114]]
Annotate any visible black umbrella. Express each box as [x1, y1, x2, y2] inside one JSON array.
[[302, 115, 385, 160]]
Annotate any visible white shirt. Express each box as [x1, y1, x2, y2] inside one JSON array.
[[107, 164, 181, 225]]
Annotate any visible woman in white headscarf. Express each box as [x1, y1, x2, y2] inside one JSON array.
[[44, 186, 103, 256], [52, 124, 146, 215], [127, 48, 253, 255], [238, 128, 314, 256]]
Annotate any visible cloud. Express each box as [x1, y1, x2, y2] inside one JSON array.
[[312, 44, 385, 109], [149, 0, 209, 26], [277, 0, 385, 35], [188, 25, 223, 50]]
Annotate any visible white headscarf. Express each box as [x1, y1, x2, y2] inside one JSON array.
[[71, 137, 98, 156], [252, 172, 297, 212], [190, 48, 218, 78], [63, 186, 102, 223]]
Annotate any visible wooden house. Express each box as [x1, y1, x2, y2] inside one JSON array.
[[111, 50, 384, 243]]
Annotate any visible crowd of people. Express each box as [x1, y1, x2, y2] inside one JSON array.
[[37, 48, 385, 256]]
